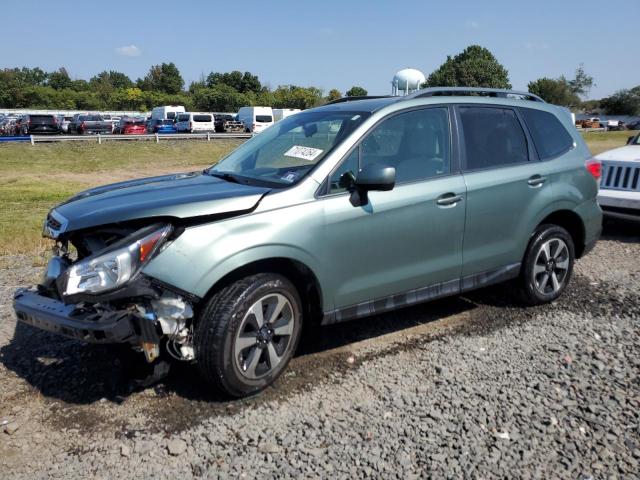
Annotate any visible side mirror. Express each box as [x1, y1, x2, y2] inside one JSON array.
[[349, 164, 396, 207]]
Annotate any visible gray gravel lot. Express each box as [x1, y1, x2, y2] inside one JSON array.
[[0, 220, 639, 479]]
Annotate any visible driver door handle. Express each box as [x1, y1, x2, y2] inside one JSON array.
[[527, 174, 547, 187], [436, 193, 463, 207]]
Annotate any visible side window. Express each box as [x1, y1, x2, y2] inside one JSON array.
[[329, 148, 359, 193], [459, 107, 529, 170], [520, 108, 574, 160], [360, 108, 451, 183]]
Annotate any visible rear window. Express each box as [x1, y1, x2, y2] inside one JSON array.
[[30, 115, 55, 122], [167, 112, 177, 120], [256, 115, 273, 123], [193, 115, 212, 122], [520, 108, 574, 160], [85, 115, 102, 121], [177, 114, 190, 122], [160, 119, 174, 125]]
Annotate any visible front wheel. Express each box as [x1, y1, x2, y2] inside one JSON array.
[[516, 224, 575, 305], [195, 273, 303, 398]]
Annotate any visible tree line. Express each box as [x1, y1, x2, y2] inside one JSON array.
[[0, 64, 367, 112], [1, 47, 638, 115]]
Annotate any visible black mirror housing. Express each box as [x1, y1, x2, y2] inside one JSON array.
[[349, 164, 396, 207]]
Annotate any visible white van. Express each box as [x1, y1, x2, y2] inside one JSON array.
[[175, 112, 215, 133], [151, 105, 186, 122], [273, 108, 301, 122], [237, 106, 274, 134]]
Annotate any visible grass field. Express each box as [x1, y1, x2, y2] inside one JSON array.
[[0, 131, 636, 256]]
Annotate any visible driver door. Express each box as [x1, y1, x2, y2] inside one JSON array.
[[320, 107, 466, 321]]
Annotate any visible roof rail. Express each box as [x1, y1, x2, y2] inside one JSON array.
[[405, 87, 545, 103], [325, 95, 394, 105]]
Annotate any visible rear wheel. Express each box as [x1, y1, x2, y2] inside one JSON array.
[[516, 224, 575, 305], [195, 273, 303, 398]]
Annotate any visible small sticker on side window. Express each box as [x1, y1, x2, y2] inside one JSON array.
[[284, 145, 323, 161]]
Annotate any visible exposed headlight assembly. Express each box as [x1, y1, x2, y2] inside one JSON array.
[[62, 224, 172, 296]]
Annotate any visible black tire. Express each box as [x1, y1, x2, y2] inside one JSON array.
[[516, 224, 575, 305], [195, 273, 303, 398]]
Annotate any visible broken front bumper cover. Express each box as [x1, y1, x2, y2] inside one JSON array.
[[13, 288, 157, 345]]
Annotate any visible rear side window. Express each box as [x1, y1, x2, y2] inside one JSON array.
[[193, 115, 212, 122], [459, 107, 529, 170], [520, 108, 574, 160], [177, 114, 189, 122]]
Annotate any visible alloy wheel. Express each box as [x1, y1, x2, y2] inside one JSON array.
[[532, 237, 570, 295]]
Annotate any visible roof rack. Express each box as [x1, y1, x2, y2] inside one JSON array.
[[325, 95, 394, 105], [406, 87, 545, 103]]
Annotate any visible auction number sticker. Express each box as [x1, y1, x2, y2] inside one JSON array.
[[284, 145, 323, 161]]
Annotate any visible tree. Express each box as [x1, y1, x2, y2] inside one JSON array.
[[527, 78, 581, 107], [346, 86, 368, 97], [90, 70, 133, 90], [193, 84, 250, 112], [600, 87, 640, 116], [47, 67, 72, 90], [567, 64, 594, 99], [206, 70, 262, 94], [272, 85, 324, 109], [424, 45, 511, 89], [326, 89, 342, 102], [139, 62, 184, 94]]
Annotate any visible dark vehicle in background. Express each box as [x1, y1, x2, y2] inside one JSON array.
[[625, 120, 640, 131], [115, 117, 147, 135], [19, 114, 61, 135], [69, 114, 113, 135], [214, 113, 244, 133], [147, 118, 177, 134]]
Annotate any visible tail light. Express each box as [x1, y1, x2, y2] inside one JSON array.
[[189, 122, 193, 130], [252, 123, 256, 130], [585, 158, 601, 181], [81, 122, 86, 129]]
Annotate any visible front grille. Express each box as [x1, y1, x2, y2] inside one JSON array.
[[601, 161, 640, 191]]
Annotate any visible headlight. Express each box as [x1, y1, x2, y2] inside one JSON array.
[[62, 224, 172, 296]]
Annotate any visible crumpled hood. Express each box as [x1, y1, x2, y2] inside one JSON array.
[[595, 145, 640, 162], [50, 171, 270, 233]]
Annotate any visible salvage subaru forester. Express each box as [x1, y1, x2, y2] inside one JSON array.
[[14, 88, 602, 398]]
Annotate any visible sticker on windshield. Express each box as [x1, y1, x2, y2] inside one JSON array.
[[284, 145, 323, 161], [281, 171, 299, 182]]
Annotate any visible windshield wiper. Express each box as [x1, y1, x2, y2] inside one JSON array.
[[208, 171, 245, 184]]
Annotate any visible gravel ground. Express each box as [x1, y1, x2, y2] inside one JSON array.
[[0, 220, 638, 479]]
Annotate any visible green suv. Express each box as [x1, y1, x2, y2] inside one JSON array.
[[14, 88, 602, 397]]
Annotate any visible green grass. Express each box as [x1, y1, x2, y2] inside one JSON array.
[[581, 130, 637, 155], [0, 131, 635, 255], [0, 140, 241, 254]]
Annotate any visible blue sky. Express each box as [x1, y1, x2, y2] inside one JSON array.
[[2, 0, 636, 99]]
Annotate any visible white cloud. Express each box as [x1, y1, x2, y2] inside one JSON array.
[[115, 45, 142, 57], [466, 20, 480, 29]]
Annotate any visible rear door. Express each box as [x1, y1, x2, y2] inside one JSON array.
[[456, 105, 553, 282], [321, 106, 467, 317]]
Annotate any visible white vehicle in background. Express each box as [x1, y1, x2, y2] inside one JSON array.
[[237, 106, 273, 134], [175, 112, 215, 133], [597, 132, 640, 222], [151, 105, 186, 122], [273, 108, 301, 122], [60, 115, 73, 133]]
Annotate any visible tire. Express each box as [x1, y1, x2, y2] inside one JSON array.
[[195, 273, 303, 398], [516, 224, 575, 305]]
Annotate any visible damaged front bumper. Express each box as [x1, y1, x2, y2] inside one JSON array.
[[13, 288, 156, 345]]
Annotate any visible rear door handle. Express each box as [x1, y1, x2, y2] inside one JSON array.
[[527, 174, 547, 187], [436, 193, 463, 206]]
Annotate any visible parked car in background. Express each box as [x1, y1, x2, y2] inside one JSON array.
[[148, 118, 177, 134], [237, 106, 274, 134], [151, 105, 185, 122], [69, 114, 113, 135], [213, 113, 244, 133], [625, 119, 640, 131], [175, 112, 215, 133], [17, 114, 62, 135], [596, 132, 640, 222], [13, 87, 601, 398], [60, 115, 73, 133], [115, 117, 147, 135], [273, 108, 301, 122], [576, 117, 602, 129]]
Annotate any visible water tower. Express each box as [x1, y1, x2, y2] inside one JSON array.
[[391, 68, 426, 96]]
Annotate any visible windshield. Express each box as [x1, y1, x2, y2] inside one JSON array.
[[209, 110, 370, 186]]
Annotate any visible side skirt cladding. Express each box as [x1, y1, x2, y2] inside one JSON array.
[[322, 262, 520, 325]]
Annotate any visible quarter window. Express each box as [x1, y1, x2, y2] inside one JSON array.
[[459, 107, 529, 170], [520, 108, 574, 160]]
